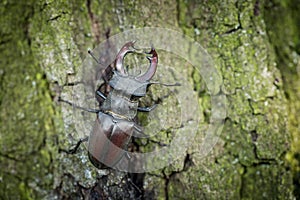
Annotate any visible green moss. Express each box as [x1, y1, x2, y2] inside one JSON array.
[[0, 1, 59, 198], [241, 165, 294, 200], [163, 154, 244, 199], [264, 0, 300, 198], [156, 0, 294, 199]]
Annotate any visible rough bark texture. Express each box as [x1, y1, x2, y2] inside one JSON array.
[[0, 0, 299, 199]]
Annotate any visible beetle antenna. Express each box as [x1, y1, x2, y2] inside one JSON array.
[[88, 49, 104, 65], [150, 82, 181, 87]]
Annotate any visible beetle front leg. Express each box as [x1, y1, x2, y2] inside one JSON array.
[[96, 90, 107, 100], [137, 104, 157, 112]]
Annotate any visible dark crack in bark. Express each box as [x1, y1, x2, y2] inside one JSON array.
[[162, 153, 193, 200], [86, 0, 101, 43]]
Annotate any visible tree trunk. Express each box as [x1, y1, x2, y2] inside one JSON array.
[[0, 0, 299, 199]]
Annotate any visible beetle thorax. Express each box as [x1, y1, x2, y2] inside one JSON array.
[[100, 72, 148, 120], [101, 89, 139, 120]]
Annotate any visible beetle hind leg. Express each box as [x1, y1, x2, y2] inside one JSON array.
[[59, 137, 88, 154]]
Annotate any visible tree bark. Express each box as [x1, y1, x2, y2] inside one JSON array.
[[0, 0, 299, 199]]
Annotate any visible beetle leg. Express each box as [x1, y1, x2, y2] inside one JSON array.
[[59, 137, 88, 154], [137, 104, 157, 112], [126, 176, 142, 196], [96, 90, 107, 100], [149, 81, 181, 87], [59, 97, 100, 113], [132, 125, 149, 138]]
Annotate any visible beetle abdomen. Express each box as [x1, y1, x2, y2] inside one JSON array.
[[88, 112, 134, 168]]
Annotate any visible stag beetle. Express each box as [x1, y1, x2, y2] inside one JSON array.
[[60, 41, 178, 169]]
